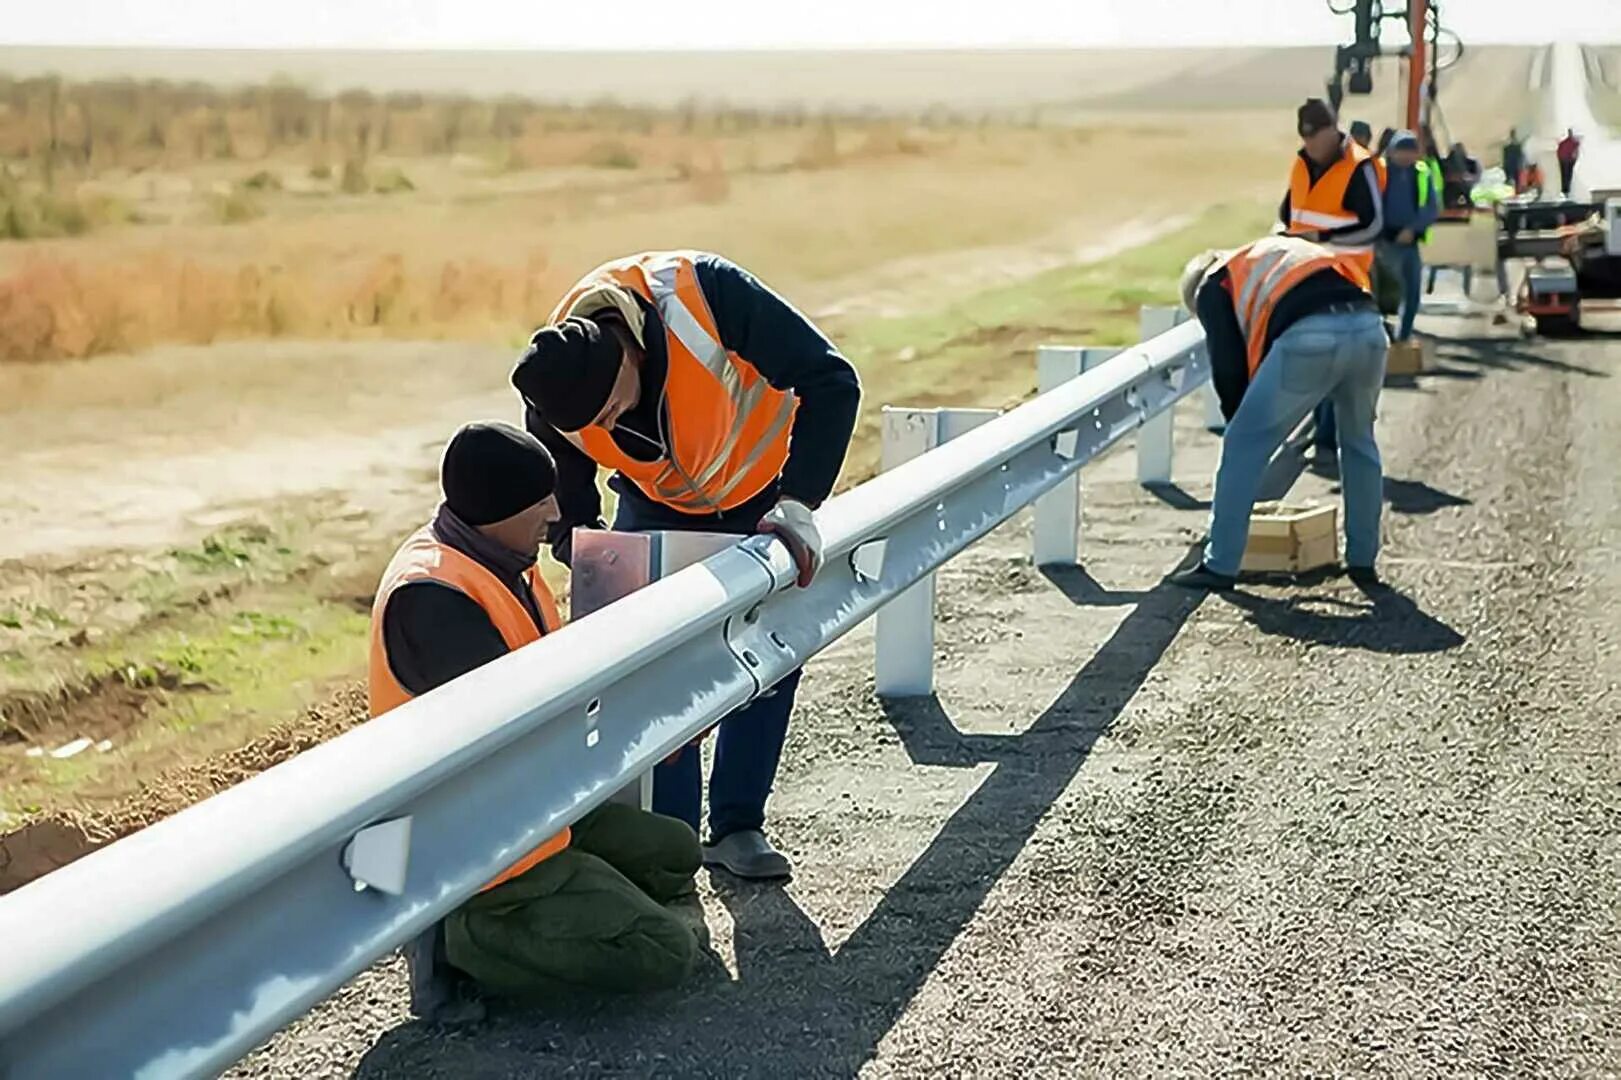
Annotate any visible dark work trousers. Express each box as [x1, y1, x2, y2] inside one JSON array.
[[1559, 159, 1576, 196], [611, 481, 801, 843]]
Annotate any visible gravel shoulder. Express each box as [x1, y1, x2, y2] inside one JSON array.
[[235, 319, 1621, 1079]]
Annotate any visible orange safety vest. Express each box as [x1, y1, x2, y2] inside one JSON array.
[[1287, 139, 1377, 271], [549, 251, 798, 515], [1370, 154, 1388, 192], [1218, 236, 1372, 377], [368, 526, 567, 891]]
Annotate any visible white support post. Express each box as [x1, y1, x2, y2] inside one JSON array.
[[1033, 345, 1118, 566], [1137, 306, 1182, 485], [874, 405, 998, 698]]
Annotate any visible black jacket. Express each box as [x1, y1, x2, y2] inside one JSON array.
[[1278, 140, 1385, 250], [379, 506, 550, 697], [524, 254, 861, 564], [1196, 266, 1371, 420]]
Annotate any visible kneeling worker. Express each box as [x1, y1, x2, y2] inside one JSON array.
[[1172, 236, 1388, 590], [513, 251, 861, 880], [371, 421, 705, 1019]]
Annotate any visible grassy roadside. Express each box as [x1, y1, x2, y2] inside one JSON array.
[[0, 198, 1271, 819]]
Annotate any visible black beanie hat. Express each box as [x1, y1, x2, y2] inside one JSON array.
[[1298, 98, 1337, 136], [511, 316, 624, 433], [440, 421, 558, 526]]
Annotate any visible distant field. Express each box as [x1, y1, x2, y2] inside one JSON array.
[[0, 45, 1540, 122], [0, 46, 1303, 111], [1589, 46, 1621, 129]]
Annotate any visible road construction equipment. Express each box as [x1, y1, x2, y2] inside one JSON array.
[[1497, 193, 1621, 335]]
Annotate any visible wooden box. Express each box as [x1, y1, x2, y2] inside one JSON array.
[[1386, 338, 1427, 376], [1241, 502, 1338, 574]]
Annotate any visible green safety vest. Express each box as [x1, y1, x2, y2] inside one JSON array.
[[1414, 158, 1440, 243]]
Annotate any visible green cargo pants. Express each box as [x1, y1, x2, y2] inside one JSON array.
[[444, 802, 703, 997]]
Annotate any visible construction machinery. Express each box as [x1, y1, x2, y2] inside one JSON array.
[[1325, 0, 1476, 222], [1497, 192, 1621, 334]]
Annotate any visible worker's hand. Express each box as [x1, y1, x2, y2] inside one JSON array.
[[758, 497, 823, 588], [1397, 228, 1417, 246]]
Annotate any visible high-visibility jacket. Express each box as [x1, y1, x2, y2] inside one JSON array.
[[1371, 154, 1388, 192], [1414, 158, 1440, 241], [1217, 236, 1372, 377], [1287, 140, 1376, 270], [549, 251, 798, 515], [368, 526, 567, 891]]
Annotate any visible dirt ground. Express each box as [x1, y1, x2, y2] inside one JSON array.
[[221, 312, 1621, 1077]]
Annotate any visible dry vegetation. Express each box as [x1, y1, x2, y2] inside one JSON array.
[[0, 73, 1128, 362]]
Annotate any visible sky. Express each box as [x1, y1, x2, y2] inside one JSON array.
[[1, 0, 1617, 51]]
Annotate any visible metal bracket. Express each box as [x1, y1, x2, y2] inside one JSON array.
[[341, 817, 412, 896]]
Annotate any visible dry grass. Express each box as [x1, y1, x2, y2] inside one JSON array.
[[0, 117, 1293, 363]]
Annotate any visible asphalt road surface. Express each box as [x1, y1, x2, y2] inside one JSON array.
[[234, 316, 1621, 1078]]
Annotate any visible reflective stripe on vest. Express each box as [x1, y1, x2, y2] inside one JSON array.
[[1288, 140, 1375, 271], [367, 526, 567, 890], [551, 252, 798, 514], [1219, 236, 1372, 377]]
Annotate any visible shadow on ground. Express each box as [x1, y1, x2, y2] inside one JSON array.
[[352, 565, 1207, 1078], [1433, 335, 1611, 378], [1220, 579, 1465, 655]]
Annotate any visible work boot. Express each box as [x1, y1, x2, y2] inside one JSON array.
[[1345, 565, 1382, 588], [703, 829, 792, 880], [403, 923, 486, 1026], [1168, 563, 1237, 591]]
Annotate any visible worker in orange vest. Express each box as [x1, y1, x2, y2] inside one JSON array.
[[1283, 99, 1385, 469], [1173, 237, 1388, 591], [514, 251, 861, 881], [372, 422, 705, 1019]]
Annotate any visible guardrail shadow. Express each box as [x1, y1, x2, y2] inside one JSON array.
[[353, 562, 1207, 1078]]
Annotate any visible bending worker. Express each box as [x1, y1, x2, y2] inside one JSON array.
[[513, 250, 861, 880], [371, 421, 706, 1019], [1282, 98, 1384, 467], [1172, 235, 1388, 591]]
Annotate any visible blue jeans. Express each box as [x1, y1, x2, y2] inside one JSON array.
[[1388, 239, 1423, 341], [1204, 310, 1387, 575], [612, 486, 798, 843]]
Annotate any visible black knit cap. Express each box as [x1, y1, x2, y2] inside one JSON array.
[[511, 316, 624, 433], [440, 421, 558, 526], [1298, 98, 1337, 137]]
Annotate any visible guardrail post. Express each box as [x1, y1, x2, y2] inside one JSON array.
[[1033, 345, 1118, 566], [1137, 306, 1182, 484], [875, 406, 998, 697]]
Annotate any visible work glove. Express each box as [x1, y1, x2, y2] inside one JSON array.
[[757, 496, 823, 588]]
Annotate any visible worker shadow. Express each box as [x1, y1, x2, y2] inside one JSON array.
[[1318, 476, 1472, 516], [1142, 481, 1211, 512], [352, 566, 1208, 1079], [1219, 579, 1465, 655], [1436, 336, 1611, 378], [1381, 477, 1472, 515]]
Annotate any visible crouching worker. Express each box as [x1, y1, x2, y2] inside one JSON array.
[[370, 420, 705, 1021], [1172, 236, 1388, 590]]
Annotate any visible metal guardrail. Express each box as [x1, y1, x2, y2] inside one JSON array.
[[0, 316, 1209, 1080]]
